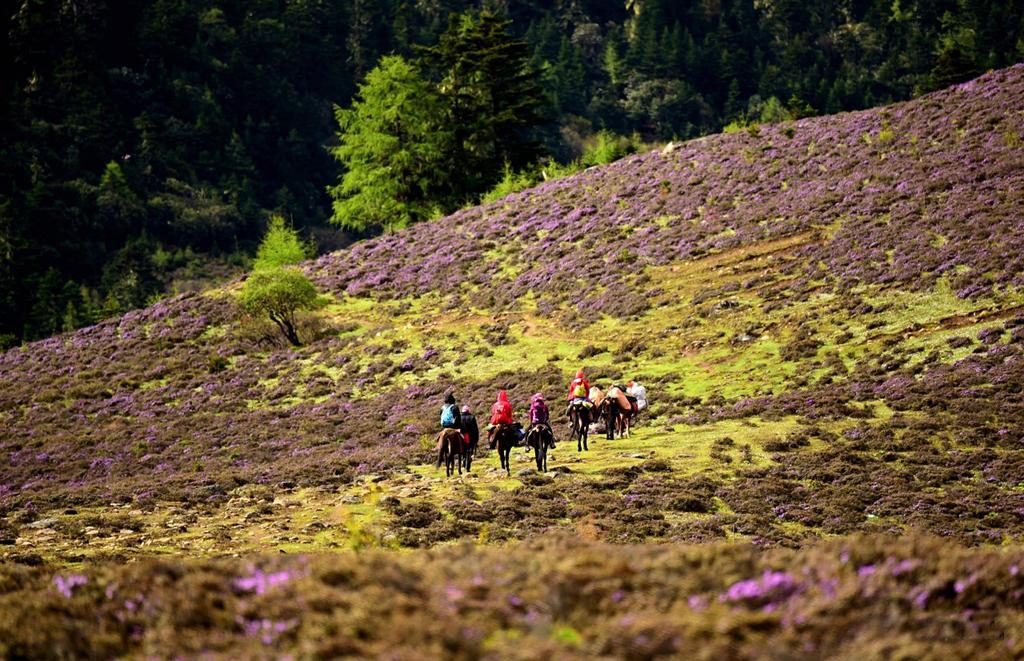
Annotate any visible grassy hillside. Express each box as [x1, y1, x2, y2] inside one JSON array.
[[1, 65, 1023, 656]]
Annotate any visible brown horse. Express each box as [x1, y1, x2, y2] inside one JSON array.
[[599, 386, 637, 439], [436, 428, 465, 477]]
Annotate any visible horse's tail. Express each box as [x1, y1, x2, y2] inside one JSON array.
[[436, 432, 445, 468]]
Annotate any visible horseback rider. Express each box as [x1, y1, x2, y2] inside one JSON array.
[[565, 369, 594, 416], [460, 405, 479, 454], [440, 393, 463, 432], [567, 369, 590, 402], [438, 392, 464, 453], [627, 380, 648, 411], [528, 392, 555, 449], [487, 390, 514, 448]]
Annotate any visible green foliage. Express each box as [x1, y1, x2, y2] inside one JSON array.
[[581, 131, 638, 167], [417, 11, 550, 197], [254, 215, 312, 270], [238, 268, 321, 347], [329, 56, 452, 233], [3, 0, 1024, 344], [480, 164, 537, 204]]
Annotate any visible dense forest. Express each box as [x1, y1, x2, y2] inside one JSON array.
[[2, 0, 1022, 345]]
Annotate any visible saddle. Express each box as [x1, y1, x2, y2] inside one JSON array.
[[488, 423, 509, 449], [438, 428, 464, 453], [527, 423, 553, 449]]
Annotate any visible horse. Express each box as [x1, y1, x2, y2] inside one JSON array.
[[492, 424, 519, 476], [435, 428, 465, 477], [600, 386, 637, 439], [567, 401, 591, 452], [463, 431, 477, 473], [526, 423, 554, 472]]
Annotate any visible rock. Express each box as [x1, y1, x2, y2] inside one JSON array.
[[11, 553, 44, 566], [26, 518, 57, 530], [339, 494, 362, 504], [550, 466, 573, 474], [516, 468, 536, 478]]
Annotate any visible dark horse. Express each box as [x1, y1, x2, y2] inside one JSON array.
[[600, 388, 637, 440], [492, 424, 518, 476], [567, 401, 591, 451], [526, 424, 554, 472], [436, 428, 464, 477], [463, 431, 477, 473]]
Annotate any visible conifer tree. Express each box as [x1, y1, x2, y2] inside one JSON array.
[[417, 11, 549, 197], [328, 56, 451, 232]]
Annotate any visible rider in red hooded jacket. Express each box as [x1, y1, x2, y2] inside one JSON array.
[[567, 369, 591, 401], [490, 390, 514, 426]]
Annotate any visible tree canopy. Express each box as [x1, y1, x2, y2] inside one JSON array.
[[328, 56, 451, 233], [3, 0, 1023, 344]]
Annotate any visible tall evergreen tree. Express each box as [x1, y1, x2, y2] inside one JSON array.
[[417, 11, 550, 197], [328, 56, 451, 232]]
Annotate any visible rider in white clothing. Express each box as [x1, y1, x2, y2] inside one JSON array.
[[627, 380, 648, 411]]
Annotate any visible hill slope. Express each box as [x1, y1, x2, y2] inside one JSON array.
[[2, 65, 1024, 555], [2, 64, 1024, 658]]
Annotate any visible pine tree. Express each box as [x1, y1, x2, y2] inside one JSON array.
[[328, 56, 451, 232], [417, 11, 550, 197]]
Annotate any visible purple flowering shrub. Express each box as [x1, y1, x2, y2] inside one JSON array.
[[2, 534, 1023, 658], [2, 67, 1024, 551], [308, 65, 1024, 319]]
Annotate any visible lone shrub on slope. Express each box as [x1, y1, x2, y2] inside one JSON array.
[[238, 269, 319, 347], [239, 216, 320, 346]]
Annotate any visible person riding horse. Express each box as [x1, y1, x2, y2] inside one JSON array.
[[488, 390, 520, 475], [627, 380, 648, 412], [487, 390, 514, 449], [436, 392, 466, 476], [527, 393, 554, 450], [460, 404, 479, 472]]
